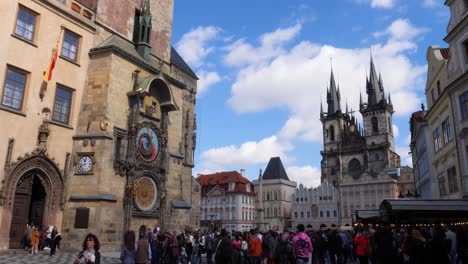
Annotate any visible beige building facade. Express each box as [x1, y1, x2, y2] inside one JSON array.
[[424, 46, 461, 198], [444, 0, 468, 197], [0, 0, 200, 251], [253, 157, 297, 231]]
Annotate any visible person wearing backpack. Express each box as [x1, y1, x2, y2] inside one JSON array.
[[293, 224, 313, 264]]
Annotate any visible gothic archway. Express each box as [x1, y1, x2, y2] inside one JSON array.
[[0, 149, 64, 249]]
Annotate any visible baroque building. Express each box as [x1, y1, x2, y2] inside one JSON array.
[[422, 46, 460, 198], [253, 157, 296, 231], [444, 0, 468, 197], [197, 171, 256, 233], [291, 181, 338, 229], [0, 0, 199, 251], [320, 59, 414, 225]]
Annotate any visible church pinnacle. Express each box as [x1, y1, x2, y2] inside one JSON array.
[[326, 69, 341, 115], [366, 56, 385, 106], [136, 0, 152, 61]]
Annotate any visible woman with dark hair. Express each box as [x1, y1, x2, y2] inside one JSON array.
[[121, 230, 137, 264], [74, 233, 101, 264]]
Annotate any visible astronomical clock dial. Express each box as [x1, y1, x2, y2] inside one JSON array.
[[136, 127, 159, 162], [348, 158, 363, 180], [78, 156, 93, 173], [134, 176, 158, 212]]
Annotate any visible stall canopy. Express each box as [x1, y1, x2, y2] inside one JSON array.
[[379, 199, 468, 224]]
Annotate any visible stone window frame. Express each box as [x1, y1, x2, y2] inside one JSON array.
[[460, 92, 468, 119], [52, 84, 74, 125], [371, 116, 379, 133], [433, 127, 442, 152], [447, 166, 458, 193], [60, 28, 82, 63], [438, 171, 447, 197], [1, 65, 30, 113], [442, 117, 453, 144], [13, 4, 39, 44]]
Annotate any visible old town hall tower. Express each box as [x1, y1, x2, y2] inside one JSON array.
[[320, 58, 413, 225]]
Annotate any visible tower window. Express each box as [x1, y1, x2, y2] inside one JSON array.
[[329, 125, 335, 141], [461, 92, 468, 119], [463, 39, 468, 64], [371, 117, 378, 133]]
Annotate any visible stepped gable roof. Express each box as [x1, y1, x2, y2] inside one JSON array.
[[197, 171, 250, 186], [170, 47, 198, 79], [262, 157, 290, 181]]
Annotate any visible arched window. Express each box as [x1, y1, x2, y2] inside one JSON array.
[[266, 208, 270, 218], [330, 125, 335, 141], [274, 208, 278, 217], [437, 80, 441, 95], [274, 191, 278, 200], [266, 192, 270, 200], [371, 117, 379, 133]]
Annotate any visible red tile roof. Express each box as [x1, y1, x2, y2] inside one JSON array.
[[196, 171, 255, 195], [197, 171, 251, 186], [412, 111, 425, 122], [440, 48, 449, 59]]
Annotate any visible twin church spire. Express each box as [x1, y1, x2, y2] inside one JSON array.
[[321, 55, 393, 119]]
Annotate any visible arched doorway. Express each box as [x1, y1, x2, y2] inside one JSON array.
[[0, 150, 64, 250], [9, 171, 47, 248]]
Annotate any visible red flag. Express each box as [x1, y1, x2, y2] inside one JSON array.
[[40, 30, 62, 99]]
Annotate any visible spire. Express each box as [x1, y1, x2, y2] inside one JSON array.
[[345, 100, 349, 115], [320, 100, 324, 118], [366, 55, 385, 105], [136, 0, 152, 61], [327, 69, 341, 115], [259, 168, 263, 180], [388, 92, 392, 105]]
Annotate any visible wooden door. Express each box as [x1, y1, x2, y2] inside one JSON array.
[[9, 176, 32, 249]]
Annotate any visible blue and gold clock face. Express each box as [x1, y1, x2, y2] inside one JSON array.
[[136, 127, 159, 162]]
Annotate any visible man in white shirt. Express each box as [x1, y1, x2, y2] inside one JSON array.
[[446, 225, 457, 264]]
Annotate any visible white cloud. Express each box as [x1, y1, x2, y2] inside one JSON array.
[[396, 145, 412, 167], [196, 19, 428, 177], [393, 124, 399, 138], [224, 24, 302, 67], [287, 166, 321, 188], [196, 136, 293, 174], [371, 0, 397, 8], [353, 0, 397, 9], [196, 70, 221, 95], [175, 26, 220, 68], [374, 19, 430, 41], [422, 0, 438, 8]]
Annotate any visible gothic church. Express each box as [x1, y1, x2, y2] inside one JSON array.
[[320, 58, 414, 225]]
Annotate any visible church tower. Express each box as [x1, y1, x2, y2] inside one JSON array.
[[360, 57, 400, 171], [320, 70, 345, 185]]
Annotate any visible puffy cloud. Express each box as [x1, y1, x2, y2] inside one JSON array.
[[196, 18, 427, 177], [374, 19, 430, 41], [196, 70, 221, 95], [353, 0, 397, 8], [422, 0, 438, 8], [196, 136, 293, 174], [287, 166, 321, 188], [175, 26, 221, 68]]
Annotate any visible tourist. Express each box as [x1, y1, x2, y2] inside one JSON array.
[[121, 230, 137, 264], [48, 226, 58, 256], [274, 231, 295, 264], [354, 230, 371, 264], [248, 228, 262, 264], [292, 224, 313, 264], [30, 226, 40, 255], [445, 225, 457, 264], [74, 233, 101, 264], [214, 229, 234, 264], [135, 225, 152, 264]]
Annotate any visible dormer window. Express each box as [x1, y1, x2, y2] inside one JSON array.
[[229, 182, 235, 191]]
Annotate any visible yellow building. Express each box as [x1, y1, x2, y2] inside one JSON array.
[[424, 46, 461, 198], [0, 0, 200, 251]]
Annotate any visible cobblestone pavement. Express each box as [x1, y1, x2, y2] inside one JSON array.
[[0, 250, 120, 264]]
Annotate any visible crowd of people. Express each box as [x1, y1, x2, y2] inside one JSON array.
[[22, 224, 61, 256], [114, 223, 468, 264], [22, 222, 468, 264]]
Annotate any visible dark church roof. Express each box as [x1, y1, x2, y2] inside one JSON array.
[[171, 47, 198, 79], [262, 157, 290, 181]]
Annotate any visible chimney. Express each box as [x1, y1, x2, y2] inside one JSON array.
[[240, 169, 245, 176]]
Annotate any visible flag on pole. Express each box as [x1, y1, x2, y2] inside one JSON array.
[[40, 29, 63, 100]]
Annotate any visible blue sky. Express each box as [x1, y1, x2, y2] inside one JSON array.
[[171, 0, 449, 187]]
